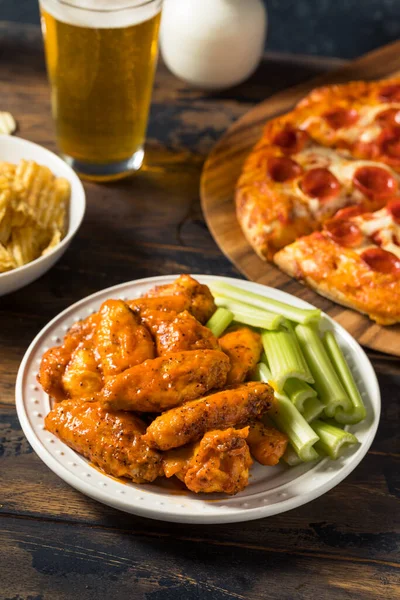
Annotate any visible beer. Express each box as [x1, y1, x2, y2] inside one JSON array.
[[39, 0, 162, 180]]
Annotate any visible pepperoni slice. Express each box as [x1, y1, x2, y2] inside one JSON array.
[[333, 205, 365, 221], [300, 168, 341, 202], [387, 198, 400, 223], [267, 156, 303, 183], [360, 247, 400, 274], [323, 107, 359, 130], [379, 128, 400, 159], [370, 231, 383, 247], [379, 83, 400, 102], [324, 219, 364, 247], [273, 127, 309, 154], [375, 108, 400, 127], [353, 166, 398, 198]]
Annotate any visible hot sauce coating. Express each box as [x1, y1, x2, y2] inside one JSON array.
[[99, 349, 230, 412], [218, 326, 262, 385], [45, 400, 163, 483], [163, 428, 252, 495], [144, 382, 274, 451]]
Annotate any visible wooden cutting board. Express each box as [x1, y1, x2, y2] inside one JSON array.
[[201, 40, 400, 357]]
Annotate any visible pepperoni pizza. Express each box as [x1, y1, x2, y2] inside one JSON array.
[[235, 78, 400, 324], [274, 200, 400, 325]]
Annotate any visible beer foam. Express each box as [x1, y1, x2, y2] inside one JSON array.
[[39, 0, 162, 29]]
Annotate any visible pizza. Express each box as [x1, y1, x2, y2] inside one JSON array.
[[235, 78, 400, 324], [291, 79, 400, 170], [236, 115, 399, 259], [273, 200, 400, 325]]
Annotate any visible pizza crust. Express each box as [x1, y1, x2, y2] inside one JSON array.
[[274, 235, 400, 325]]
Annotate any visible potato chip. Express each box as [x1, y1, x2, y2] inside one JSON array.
[[0, 112, 16, 135], [42, 229, 62, 256], [0, 158, 70, 272], [7, 224, 50, 267], [13, 160, 70, 232], [0, 243, 16, 272], [0, 162, 16, 182]]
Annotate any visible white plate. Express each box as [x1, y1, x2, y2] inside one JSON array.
[[0, 135, 85, 296], [16, 275, 380, 524]]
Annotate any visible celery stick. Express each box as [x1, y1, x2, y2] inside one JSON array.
[[268, 396, 319, 462], [311, 420, 359, 460], [284, 378, 317, 410], [323, 331, 367, 424], [213, 295, 282, 330], [302, 397, 325, 423], [206, 307, 234, 337], [253, 362, 272, 383], [295, 324, 352, 416], [210, 282, 321, 324], [284, 378, 324, 422], [253, 362, 286, 400], [262, 327, 314, 392], [283, 443, 320, 466]]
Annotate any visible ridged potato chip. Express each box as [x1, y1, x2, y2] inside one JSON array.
[[0, 243, 16, 272], [0, 159, 70, 272], [0, 112, 16, 135]]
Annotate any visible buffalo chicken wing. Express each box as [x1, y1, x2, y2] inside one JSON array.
[[94, 299, 155, 376], [100, 349, 230, 412], [163, 428, 252, 495], [139, 309, 220, 356], [144, 382, 274, 450], [247, 420, 288, 466], [219, 326, 262, 385], [37, 313, 99, 402], [142, 274, 216, 323], [45, 400, 162, 483]]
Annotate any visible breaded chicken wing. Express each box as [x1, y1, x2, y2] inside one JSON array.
[[94, 299, 155, 377], [45, 400, 162, 483], [143, 275, 216, 323], [163, 428, 252, 495], [100, 349, 230, 412], [219, 326, 262, 385], [37, 313, 99, 402], [144, 382, 274, 450], [139, 309, 220, 356], [247, 420, 288, 466]]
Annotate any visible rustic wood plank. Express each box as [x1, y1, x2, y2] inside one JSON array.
[[1, 516, 399, 600], [0, 23, 399, 599], [201, 40, 400, 356]]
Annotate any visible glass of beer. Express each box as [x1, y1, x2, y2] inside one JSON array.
[[39, 0, 162, 181]]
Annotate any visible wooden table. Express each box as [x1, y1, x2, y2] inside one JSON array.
[[1, 23, 399, 600]]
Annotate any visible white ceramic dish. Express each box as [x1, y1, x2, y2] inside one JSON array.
[[16, 275, 380, 524], [0, 135, 85, 296]]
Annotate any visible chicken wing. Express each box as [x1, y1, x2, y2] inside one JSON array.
[[37, 313, 99, 402], [142, 275, 216, 323], [139, 309, 220, 356], [128, 295, 190, 316], [45, 400, 162, 483], [62, 346, 103, 399], [144, 382, 274, 450], [219, 326, 262, 385], [94, 299, 155, 377], [100, 349, 230, 412], [163, 428, 252, 495], [247, 420, 288, 466]]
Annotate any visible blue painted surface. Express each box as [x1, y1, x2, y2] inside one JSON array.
[[0, 0, 399, 58]]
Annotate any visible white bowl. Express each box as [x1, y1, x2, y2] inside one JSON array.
[[16, 275, 380, 524], [0, 135, 85, 296]]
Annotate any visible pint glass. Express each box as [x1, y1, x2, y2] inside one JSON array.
[[39, 0, 162, 180]]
